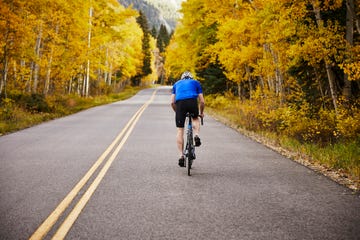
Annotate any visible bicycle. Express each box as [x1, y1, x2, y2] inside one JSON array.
[[183, 113, 203, 176]]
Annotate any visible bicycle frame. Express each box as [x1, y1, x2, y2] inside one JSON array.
[[184, 113, 196, 176]]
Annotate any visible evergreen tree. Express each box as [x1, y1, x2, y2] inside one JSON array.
[[197, 62, 229, 95], [132, 11, 152, 86], [150, 26, 157, 38], [157, 24, 170, 53]]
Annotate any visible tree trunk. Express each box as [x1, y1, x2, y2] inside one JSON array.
[[85, 7, 93, 98], [269, 44, 285, 104], [346, 0, 360, 34], [77, 74, 82, 95], [12, 60, 17, 89], [245, 65, 253, 100], [314, 68, 326, 108], [108, 63, 113, 86], [83, 67, 88, 97], [44, 24, 59, 96], [1, 56, 9, 98], [44, 58, 52, 94], [32, 23, 43, 94], [27, 63, 33, 93], [20, 59, 25, 91], [104, 47, 109, 84], [68, 78, 73, 94], [275, 66, 285, 103], [263, 43, 277, 94], [326, 65, 338, 114], [44, 54, 52, 95], [343, 0, 354, 99], [237, 82, 242, 101], [1, 21, 10, 98], [311, 0, 338, 114]]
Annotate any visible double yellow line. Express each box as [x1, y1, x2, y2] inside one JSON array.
[[30, 90, 157, 240]]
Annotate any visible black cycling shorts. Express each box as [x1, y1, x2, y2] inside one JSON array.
[[175, 98, 199, 128]]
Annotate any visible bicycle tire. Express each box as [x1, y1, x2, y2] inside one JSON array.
[[187, 130, 193, 176], [187, 157, 191, 176]]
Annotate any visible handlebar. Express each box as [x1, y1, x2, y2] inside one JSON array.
[[199, 115, 204, 125]]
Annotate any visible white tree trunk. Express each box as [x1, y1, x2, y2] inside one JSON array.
[[311, 0, 338, 114], [32, 23, 43, 93], [346, 0, 360, 34], [108, 63, 113, 86], [44, 24, 59, 96], [1, 56, 9, 98], [85, 7, 93, 97]]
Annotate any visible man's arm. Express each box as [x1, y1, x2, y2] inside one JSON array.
[[171, 94, 176, 112], [198, 93, 205, 117]]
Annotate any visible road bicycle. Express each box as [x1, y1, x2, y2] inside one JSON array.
[[183, 113, 203, 176]]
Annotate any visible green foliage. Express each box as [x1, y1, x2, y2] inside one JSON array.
[[303, 138, 360, 180], [157, 24, 171, 52], [132, 11, 153, 86], [197, 62, 229, 94], [22, 94, 51, 113]]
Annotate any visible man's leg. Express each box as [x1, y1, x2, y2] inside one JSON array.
[[176, 127, 184, 157], [192, 117, 200, 136], [192, 117, 201, 147]]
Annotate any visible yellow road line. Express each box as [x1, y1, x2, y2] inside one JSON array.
[[52, 100, 147, 239], [29, 89, 157, 240]]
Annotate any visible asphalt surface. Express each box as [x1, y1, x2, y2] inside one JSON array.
[[0, 87, 359, 240]]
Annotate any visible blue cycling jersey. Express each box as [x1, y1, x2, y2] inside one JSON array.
[[172, 78, 203, 102]]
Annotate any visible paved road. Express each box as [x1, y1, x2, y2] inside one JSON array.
[[0, 87, 359, 240]]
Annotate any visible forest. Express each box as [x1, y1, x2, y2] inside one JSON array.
[[0, 0, 153, 98], [164, 0, 360, 182], [0, 0, 359, 184]]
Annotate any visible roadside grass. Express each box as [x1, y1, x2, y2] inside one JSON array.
[[302, 140, 360, 178], [205, 97, 360, 191], [0, 86, 143, 135]]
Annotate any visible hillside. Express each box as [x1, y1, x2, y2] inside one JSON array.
[[117, 0, 184, 31]]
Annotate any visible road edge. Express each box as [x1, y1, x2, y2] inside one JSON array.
[[207, 110, 360, 194]]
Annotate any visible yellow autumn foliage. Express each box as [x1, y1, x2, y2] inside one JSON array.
[[0, 0, 146, 97], [165, 0, 360, 143]]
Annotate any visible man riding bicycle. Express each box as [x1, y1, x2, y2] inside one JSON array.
[[171, 71, 205, 167]]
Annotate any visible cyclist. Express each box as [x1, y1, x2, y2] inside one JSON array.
[[171, 71, 205, 167]]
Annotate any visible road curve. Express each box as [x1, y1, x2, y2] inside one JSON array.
[[0, 87, 359, 240]]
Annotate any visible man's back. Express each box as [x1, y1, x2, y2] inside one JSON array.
[[172, 79, 202, 101]]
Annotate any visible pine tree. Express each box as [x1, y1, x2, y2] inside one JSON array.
[[132, 11, 152, 86], [151, 26, 157, 38], [157, 24, 170, 53]]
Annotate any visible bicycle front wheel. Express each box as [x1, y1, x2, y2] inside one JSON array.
[[186, 136, 193, 176]]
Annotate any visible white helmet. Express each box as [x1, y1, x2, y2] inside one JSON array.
[[181, 71, 193, 79]]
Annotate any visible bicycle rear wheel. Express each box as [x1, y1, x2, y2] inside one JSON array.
[[187, 156, 192, 176]]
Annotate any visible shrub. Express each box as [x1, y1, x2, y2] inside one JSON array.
[[0, 98, 15, 121], [207, 93, 360, 144], [22, 93, 50, 113], [336, 100, 360, 140]]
